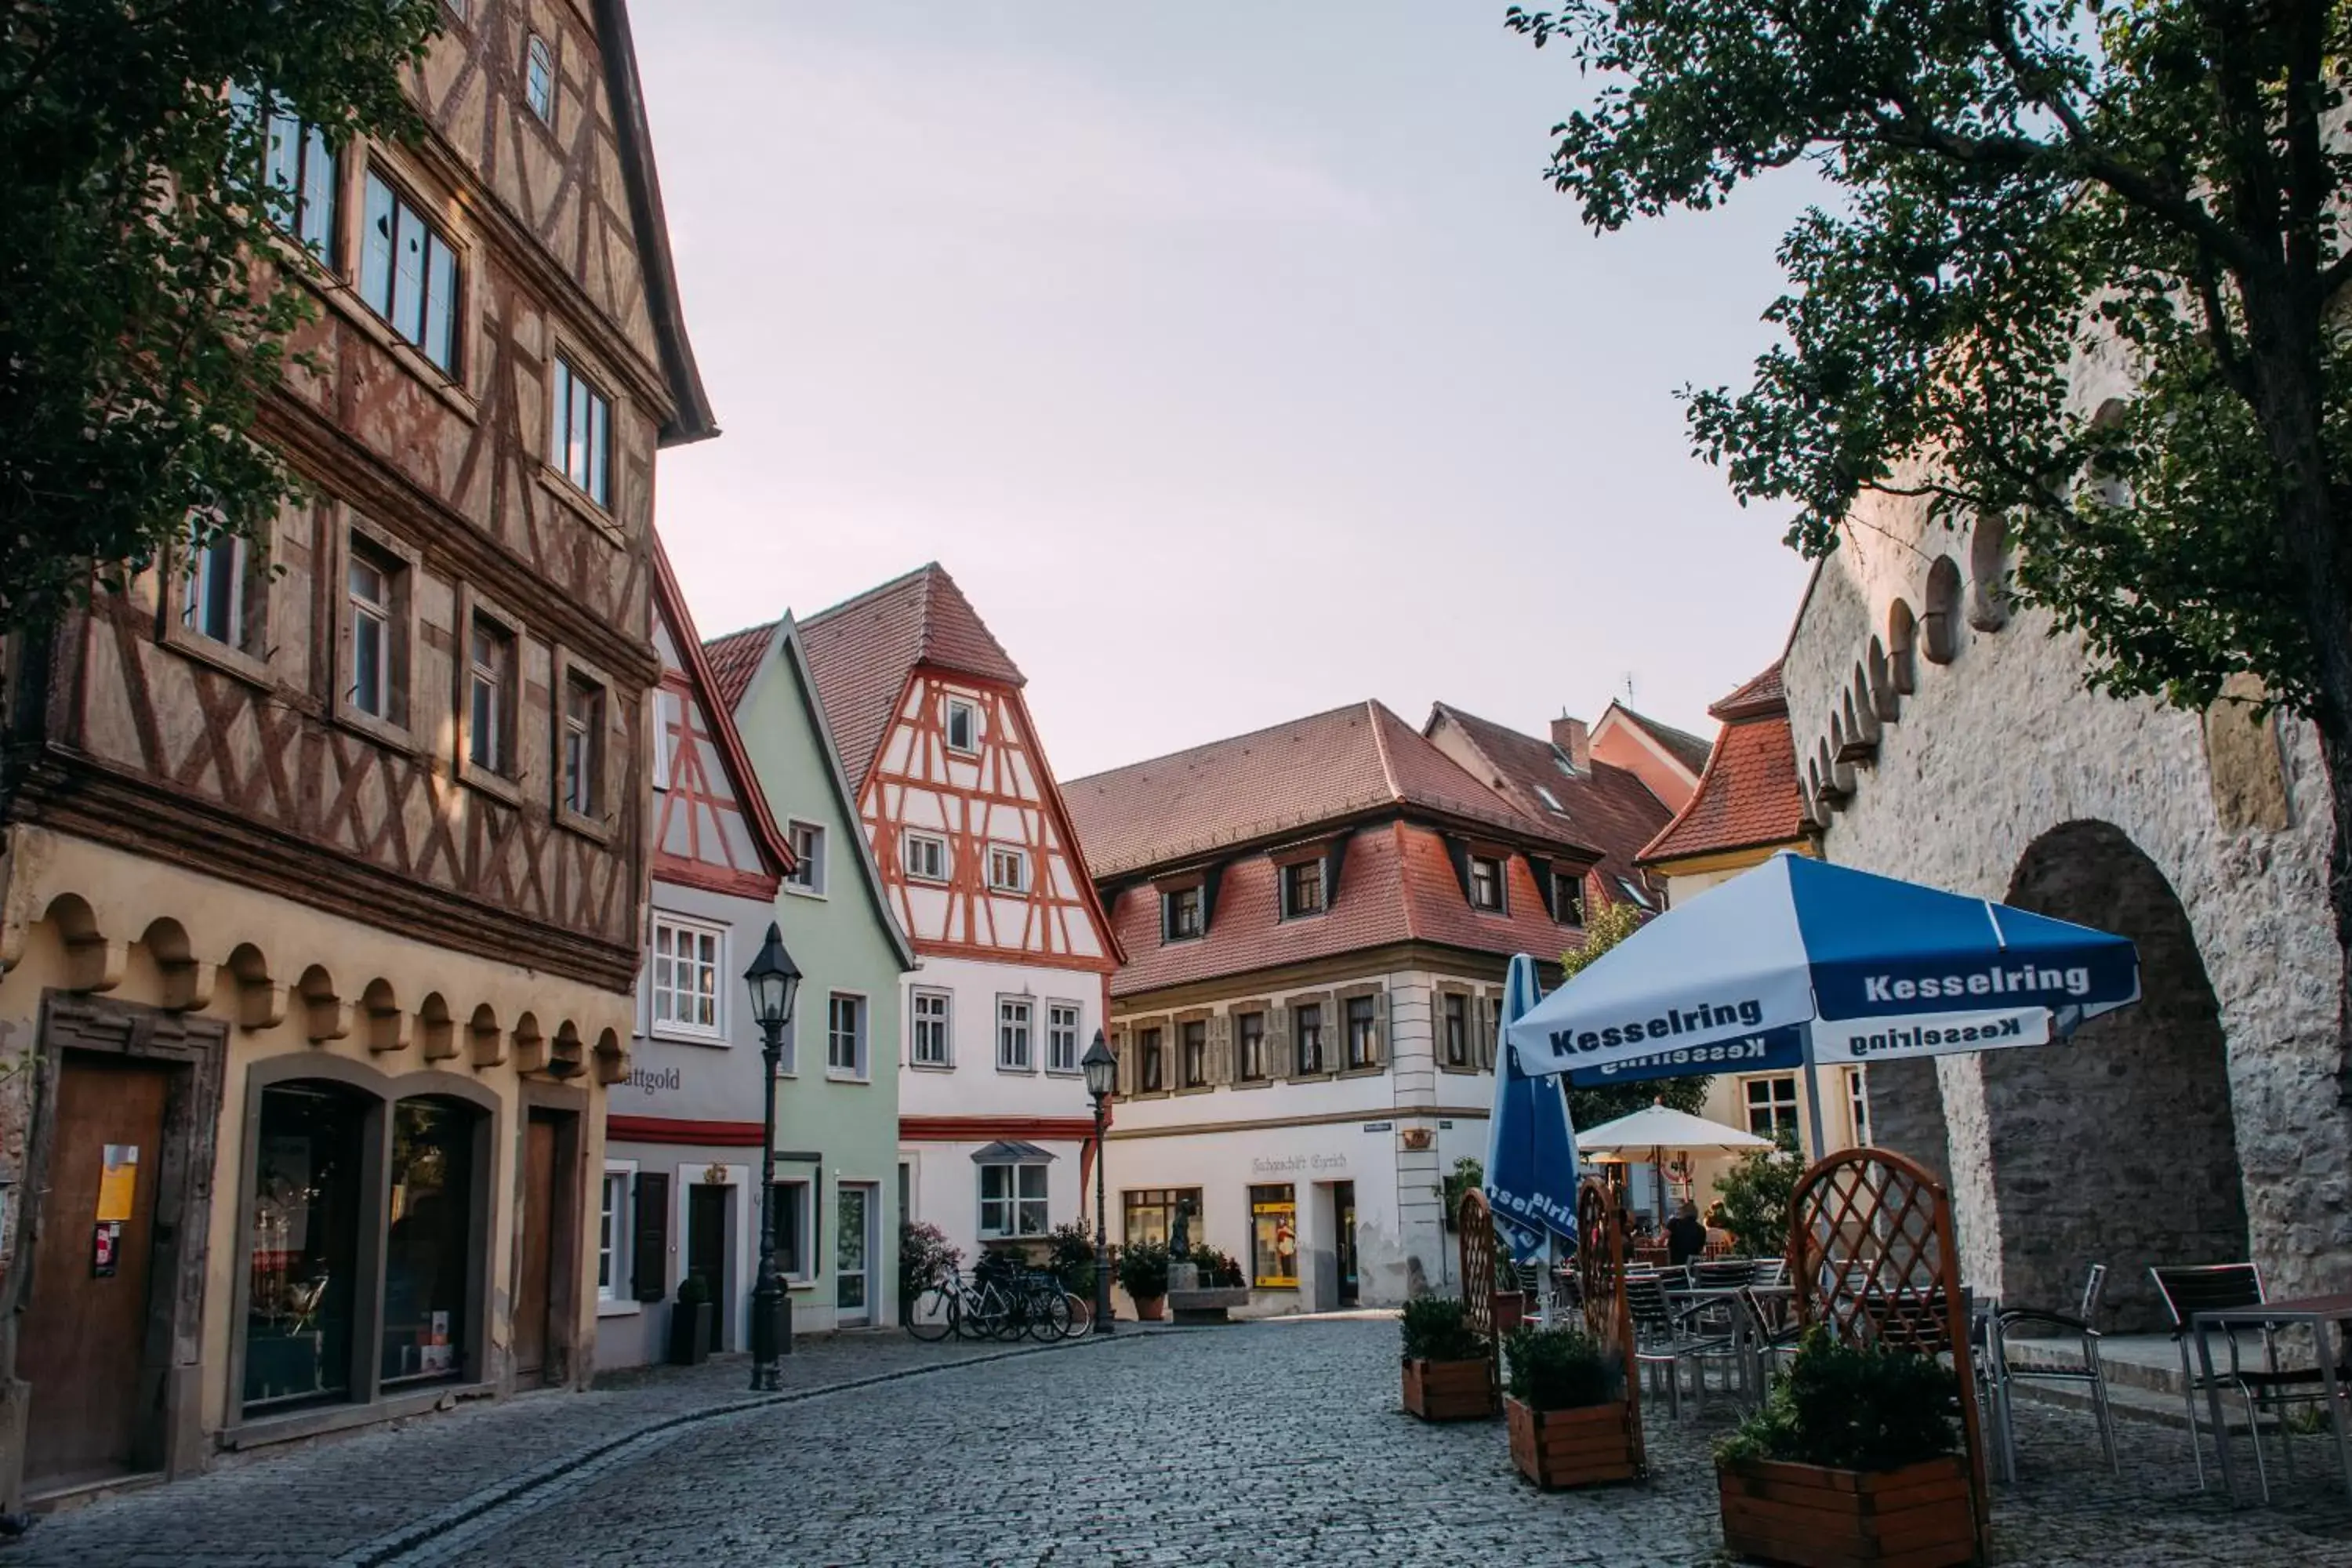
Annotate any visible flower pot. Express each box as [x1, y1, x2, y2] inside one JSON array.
[[1401, 1356, 1498, 1422], [668, 1300, 715, 1366], [1133, 1294, 1166, 1322], [1505, 1396, 1641, 1489], [1716, 1454, 1977, 1567]]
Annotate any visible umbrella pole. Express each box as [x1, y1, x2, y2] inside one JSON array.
[[1802, 1054, 1829, 1160]]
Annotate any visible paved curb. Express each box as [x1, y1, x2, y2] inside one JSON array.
[[334, 1335, 1137, 1568]]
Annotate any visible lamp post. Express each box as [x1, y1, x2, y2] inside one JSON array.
[[744, 921, 801, 1391], [1080, 1029, 1118, 1335]]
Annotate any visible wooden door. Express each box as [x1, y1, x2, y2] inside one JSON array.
[[23, 1052, 172, 1488], [687, 1184, 727, 1345], [514, 1116, 555, 1381]]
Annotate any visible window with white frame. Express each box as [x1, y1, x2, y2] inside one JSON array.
[[987, 844, 1029, 893], [978, 1162, 1048, 1239], [649, 688, 676, 792], [231, 85, 338, 260], [902, 831, 947, 882], [785, 820, 826, 895], [650, 915, 722, 1036], [1744, 1075, 1800, 1139], [827, 993, 867, 1078], [770, 1178, 812, 1278], [347, 535, 402, 722], [597, 1167, 630, 1301], [359, 168, 460, 373], [911, 989, 951, 1066], [1468, 855, 1504, 913], [944, 697, 978, 753], [1616, 876, 1653, 910], [1047, 1002, 1081, 1073], [561, 670, 605, 818], [466, 612, 516, 776], [997, 998, 1033, 1071]]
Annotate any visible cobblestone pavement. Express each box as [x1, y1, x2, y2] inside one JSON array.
[[2, 1330, 1089, 1568], [10, 1319, 2352, 1566]]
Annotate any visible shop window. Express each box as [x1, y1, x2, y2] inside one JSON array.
[[978, 1162, 1047, 1239], [1047, 1002, 1081, 1073], [1744, 1075, 1800, 1138], [996, 998, 1033, 1071], [244, 1082, 367, 1414], [911, 989, 951, 1066], [550, 354, 611, 507], [1293, 1003, 1325, 1075], [1249, 1185, 1298, 1288], [1280, 860, 1325, 919], [1122, 1187, 1203, 1250], [360, 168, 460, 373], [1236, 1011, 1266, 1081], [1443, 993, 1469, 1067], [379, 1097, 477, 1388], [1137, 1026, 1164, 1091], [1345, 996, 1379, 1069], [1180, 1019, 1208, 1087]]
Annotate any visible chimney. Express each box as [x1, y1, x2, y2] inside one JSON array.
[[1552, 714, 1591, 772]]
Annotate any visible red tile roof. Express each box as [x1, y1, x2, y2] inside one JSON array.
[[1423, 703, 1675, 909], [713, 564, 1024, 791], [1065, 700, 1592, 878], [1639, 662, 1811, 864], [702, 620, 773, 714], [651, 539, 793, 881], [1105, 819, 1588, 997]]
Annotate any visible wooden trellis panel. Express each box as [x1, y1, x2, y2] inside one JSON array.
[[1578, 1178, 1647, 1479], [1789, 1148, 1990, 1537], [1457, 1188, 1501, 1376]]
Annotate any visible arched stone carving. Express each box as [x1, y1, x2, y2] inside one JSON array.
[[417, 991, 456, 1061], [1838, 667, 1880, 761], [549, 1020, 587, 1080], [1921, 557, 1963, 664], [510, 1010, 546, 1074], [360, 977, 408, 1054], [1886, 601, 1918, 695], [1967, 514, 2012, 633], [298, 964, 352, 1044], [593, 1025, 627, 1086], [44, 891, 125, 993], [227, 942, 286, 1031], [142, 916, 217, 1012], [1865, 637, 1900, 723]]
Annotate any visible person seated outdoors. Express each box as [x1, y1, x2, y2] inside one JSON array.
[[1666, 1200, 1709, 1269]]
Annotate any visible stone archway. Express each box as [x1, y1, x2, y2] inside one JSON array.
[[1984, 820, 2248, 1329]]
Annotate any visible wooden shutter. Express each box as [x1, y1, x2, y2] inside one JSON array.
[[1374, 989, 1391, 1069], [632, 1171, 670, 1301]]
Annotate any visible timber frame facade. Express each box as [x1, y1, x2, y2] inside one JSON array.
[[0, 0, 711, 1508]]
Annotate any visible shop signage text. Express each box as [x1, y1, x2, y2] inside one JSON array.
[[1250, 1152, 1349, 1176]]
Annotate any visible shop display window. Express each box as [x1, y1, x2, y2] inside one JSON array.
[[380, 1097, 478, 1387], [244, 1083, 367, 1414], [1249, 1184, 1298, 1288]]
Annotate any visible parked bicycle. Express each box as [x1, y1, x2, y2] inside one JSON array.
[[905, 1253, 1078, 1342]]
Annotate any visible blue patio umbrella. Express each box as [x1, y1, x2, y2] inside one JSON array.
[[1504, 852, 2140, 1156], [1484, 953, 1580, 1266]]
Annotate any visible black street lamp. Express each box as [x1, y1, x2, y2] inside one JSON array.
[[1080, 1029, 1118, 1335], [744, 921, 801, 1391]]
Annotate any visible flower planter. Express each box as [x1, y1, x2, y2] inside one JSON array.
[[668, 1301, 715, 1366], [1717, 1454, 1977, 1568], [1133, 1294, 1167, 1322], [1505, 1396, 1641, 1489], [1401, 1356, 1497, 1421]]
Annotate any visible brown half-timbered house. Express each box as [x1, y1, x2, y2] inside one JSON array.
[[0, 0, 712, 1506]]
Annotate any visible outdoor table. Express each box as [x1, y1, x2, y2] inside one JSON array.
[[2188, 1291, 2352, 1504]]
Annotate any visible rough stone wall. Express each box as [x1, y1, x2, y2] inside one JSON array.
[[1782, 479, 2352, 1309]]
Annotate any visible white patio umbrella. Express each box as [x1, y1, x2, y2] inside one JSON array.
[[1576, 1104, 1772, 1225]]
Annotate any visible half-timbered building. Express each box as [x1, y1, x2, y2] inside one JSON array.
[[708, 564, 1119, 1271], [0, 2, 710, 1504]]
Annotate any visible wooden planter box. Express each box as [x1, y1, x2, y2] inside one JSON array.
[[1717, 1454, 1977, 1568], [1401, 1356, 1497, 1421], [1505, 1396, 1641, 1488]]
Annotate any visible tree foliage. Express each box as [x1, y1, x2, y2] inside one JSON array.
[[1510, 0, 2352, 1075], [1561, 897, 1710, 1127], [1711, 1125, 1802, 1256], [2, 0, 440, 630]]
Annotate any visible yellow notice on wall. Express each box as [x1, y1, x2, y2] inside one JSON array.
[[95, 1143, 140, 1224]]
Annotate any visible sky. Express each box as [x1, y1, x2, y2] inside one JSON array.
[[633, 1, 1820, 780]]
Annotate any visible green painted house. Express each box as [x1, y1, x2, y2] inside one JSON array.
[[704, 612, 916, 1332]]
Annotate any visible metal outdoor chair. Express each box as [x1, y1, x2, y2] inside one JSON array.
[[2151, 1262, 2350, 1501], [1626, 1269, 1738, 1416], [1977, 1264, 2118, 1481], [1694, 1258, 1759, 1290], [1751, 1257, 1790, 1289], [1737, 1283, 1803, 1385]]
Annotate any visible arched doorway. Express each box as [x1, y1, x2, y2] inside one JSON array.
[[1987, 821, 2248, 1329]]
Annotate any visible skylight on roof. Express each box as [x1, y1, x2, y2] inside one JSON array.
[[1551, 746, 1577, 778], [1616, 877, 1652, 909], [1534, 784, 1566, 814]]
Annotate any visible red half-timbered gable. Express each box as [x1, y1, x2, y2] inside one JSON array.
[[650, 547, 790, 903]]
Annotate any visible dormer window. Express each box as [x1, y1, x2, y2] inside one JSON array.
[[1280, 860, 1325, 920], [1534, 784, 1566, 814], [1555, 873, 1588, 927], [944, 697, 978, 754], [1468, 855, 1504, 913], [1163, 885, 1203, 942]]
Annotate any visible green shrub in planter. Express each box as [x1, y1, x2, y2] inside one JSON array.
[[1185, 1243, 1243, 1289], [1504, 1322, 1622, 1413], [1716, 1328, 1960, 1472], [1047, 1221, 1097, 1295], [1400, 1295, 1489, 1363], [676, 1271, 711, 1306], [1116, 1240, 1171, 1300]]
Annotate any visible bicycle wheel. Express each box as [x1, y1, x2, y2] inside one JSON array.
[[1028, 1287, 1074, 1341], [906, 1283, 958, 1341], [960, 1285, 1007, 1341], [1061, 1290, 1093, 1337]]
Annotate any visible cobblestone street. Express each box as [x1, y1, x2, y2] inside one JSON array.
[[8, 1319, 2351, 1566]]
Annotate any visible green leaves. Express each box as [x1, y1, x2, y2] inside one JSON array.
[[1513, 0, 2352, 731], [1, 0, 441, 630], [1401, 1294, 1490, 1361], [1717, 1327, 1961, 1472]]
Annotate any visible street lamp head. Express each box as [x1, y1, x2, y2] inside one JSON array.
[[1080, 1029, 1117, 1101], [743, 921, 801, 1033]]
